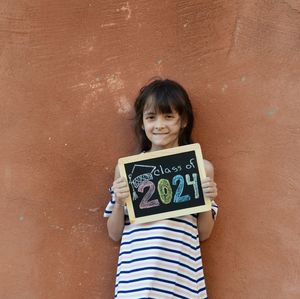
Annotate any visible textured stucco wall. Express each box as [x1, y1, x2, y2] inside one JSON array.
[[1, 1, 299, 298]]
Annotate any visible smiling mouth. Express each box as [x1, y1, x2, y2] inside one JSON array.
[[153, 133, 168, 135]]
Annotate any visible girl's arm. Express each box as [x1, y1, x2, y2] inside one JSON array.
[[107, 166, 130, 242], [197, 160, 218, 242]]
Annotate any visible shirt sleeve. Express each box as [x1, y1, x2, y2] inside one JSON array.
[[103, 187, 128, 218], [103, 187, 116, 218], [211, 200, 219, 220]]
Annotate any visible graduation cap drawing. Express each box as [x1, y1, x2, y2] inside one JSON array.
[[128, 164, 156, 201]]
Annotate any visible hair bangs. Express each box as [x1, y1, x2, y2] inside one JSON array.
[[144, 86, 184, 115]]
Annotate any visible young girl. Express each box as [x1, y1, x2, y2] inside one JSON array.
[[104, 79, 218, 299]]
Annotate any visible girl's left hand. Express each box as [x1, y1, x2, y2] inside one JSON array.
[[201, 177, 218, 200]]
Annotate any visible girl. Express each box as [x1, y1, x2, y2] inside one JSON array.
[[104, 79, 218, 299]]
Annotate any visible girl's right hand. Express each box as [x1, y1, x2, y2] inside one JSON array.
[[112, 177, 130, 206]]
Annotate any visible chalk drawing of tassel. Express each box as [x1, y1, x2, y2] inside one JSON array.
[[132, 189, 138, 201]]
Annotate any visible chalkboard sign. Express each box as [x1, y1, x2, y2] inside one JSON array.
[[118, 143, 211, 224]]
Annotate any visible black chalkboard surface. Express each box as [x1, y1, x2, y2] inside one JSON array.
[[118, 143, 211, 224]]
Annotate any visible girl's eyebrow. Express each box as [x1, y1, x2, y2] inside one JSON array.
[[143, 111, 156, 115]]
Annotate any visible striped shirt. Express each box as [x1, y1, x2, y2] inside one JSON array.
[[104, 192, 218, 299]]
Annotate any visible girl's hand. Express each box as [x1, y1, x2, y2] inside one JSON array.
[[201, 177, 218, 200], [112, 177, 130, 206]]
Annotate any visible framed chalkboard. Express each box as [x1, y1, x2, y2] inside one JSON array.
[[118, 143, 211, 224]]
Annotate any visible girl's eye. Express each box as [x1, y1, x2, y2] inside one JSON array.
[[145, 115, 155, 120], [166, 114, 174, 119]]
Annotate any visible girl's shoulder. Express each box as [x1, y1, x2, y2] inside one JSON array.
[[114, 164, 120, 180], [203, 159, 214, 178], [114, 151, 143, 179]]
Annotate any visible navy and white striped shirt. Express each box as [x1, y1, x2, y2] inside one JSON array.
[[104, 192, 218, 299]]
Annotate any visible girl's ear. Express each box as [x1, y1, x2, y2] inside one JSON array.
[[181, 119, 187, 128], [141, 124, 144, 130]]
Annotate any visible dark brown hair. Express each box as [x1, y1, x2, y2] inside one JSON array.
[[134, 79, 194, 151]]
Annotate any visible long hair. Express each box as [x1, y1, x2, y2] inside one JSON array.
[[134, 79, 194, 151]]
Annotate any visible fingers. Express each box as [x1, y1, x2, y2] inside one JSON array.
[[201, 177, 218, 199], [112, 177, 130, 205], [112, 177, 128, 191]]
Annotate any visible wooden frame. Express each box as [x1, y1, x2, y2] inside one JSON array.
[[118, 143, 211, 224]]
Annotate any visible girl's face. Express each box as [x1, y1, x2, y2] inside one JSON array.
[[142, 100, 186, 152]]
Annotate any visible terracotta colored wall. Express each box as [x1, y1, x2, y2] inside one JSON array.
[[1, 1, 299, 298]]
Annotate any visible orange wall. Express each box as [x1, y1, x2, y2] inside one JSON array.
[[1, 1, 299, 298]]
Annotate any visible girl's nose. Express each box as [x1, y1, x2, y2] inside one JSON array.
[[155, 117, 165, 130]]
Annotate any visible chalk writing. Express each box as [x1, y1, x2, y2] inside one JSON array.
[[119, 144, 209, 223]]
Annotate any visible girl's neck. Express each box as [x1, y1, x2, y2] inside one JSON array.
[[149, 143, 179, 152]]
